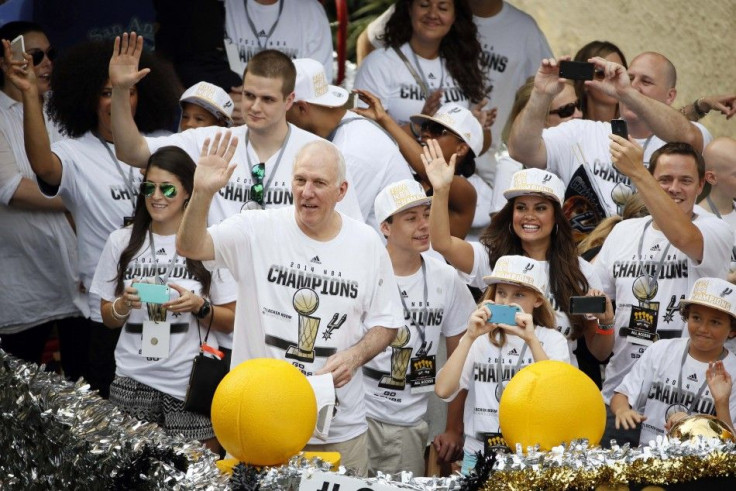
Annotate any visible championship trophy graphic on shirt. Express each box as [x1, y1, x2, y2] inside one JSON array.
[[379, 326, 412, 390], [622, 271, 660, 343], [286, 288, 321, 362], [611, 182, 633, 216]]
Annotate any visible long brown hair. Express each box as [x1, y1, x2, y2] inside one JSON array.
[[113, 147, 211, 296], [479, 195, 590, 339], [480, 284, 557, 347]]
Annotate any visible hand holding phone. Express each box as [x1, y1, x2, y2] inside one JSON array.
[[10, 35, 25, 62], [485, 303, 521, 325], [569, 296, 607, 314]]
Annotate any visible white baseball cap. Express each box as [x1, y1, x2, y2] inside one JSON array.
[[503, 168, 566, 206], [374, 179, 432, 224], [680, 277, 736, 320], [409, 103, 483, 157], [483, 255, 548, 296], [293, 58, 349, 108], [180, 82, 234, 127]]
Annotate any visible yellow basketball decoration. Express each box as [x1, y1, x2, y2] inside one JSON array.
[[211, 358, 317, 466], [499, 360, 605, 451]]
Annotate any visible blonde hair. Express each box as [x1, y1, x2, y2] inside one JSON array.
[[578, 193, 649, 255], [481, 284, 557, 348]]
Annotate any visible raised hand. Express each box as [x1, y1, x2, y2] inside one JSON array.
[[706, 360, 733, 404], [610, 134, 644, 178], [471, 98, 496, 131], [1, 40, 36, 93], [534, 57, 568, 97], [109, 32, 150, 90], [352, 88, 389, 125], [586, 55, 630, 100], [701, 93, 736, 119], [196, 132, 239, 195], [421, 138, 456, 192], [421, 89, 444, 116]]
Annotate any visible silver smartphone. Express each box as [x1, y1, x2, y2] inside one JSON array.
[[10, 35, 25, 62]]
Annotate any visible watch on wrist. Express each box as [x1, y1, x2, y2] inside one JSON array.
[[195, 298, 212, 319]]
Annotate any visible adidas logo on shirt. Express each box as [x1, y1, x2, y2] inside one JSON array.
[[650, 244, 661, 252], [687, 373, 698, 382], [401, 290, 408, 297], [258, 30, 267, 37], [428, 72, 436, 79], [157, 248, 166, 255], [508, 348, 518, 356], [310, 256, 322, 264]]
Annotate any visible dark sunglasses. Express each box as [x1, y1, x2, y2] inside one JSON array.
[[548, 101, 579, 118], [420, 121, 459, 139], [250, 162, 265, 206], [26, 47, 57, 66], [140, 181, 177, 198]]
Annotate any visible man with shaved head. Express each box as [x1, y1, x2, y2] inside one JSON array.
[[508, 51, 712, 241], [698, 137, 736, 282]]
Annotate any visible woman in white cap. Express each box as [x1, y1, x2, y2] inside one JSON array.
[[426, 158, 614, 379], [435, 255, 569, 474], [179, 81, 234, 132], [354, 89, 480, 239], [611, 277, 736, 446]]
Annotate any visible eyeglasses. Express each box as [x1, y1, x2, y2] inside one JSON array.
[[140, 181, 177, 198], [250, 163, 265, 207], [420, 121, 460, 139], [26, 47, 57, 66], [548, 101, 579, 118]]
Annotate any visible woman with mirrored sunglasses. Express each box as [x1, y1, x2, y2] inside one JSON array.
[[1, 37, 181, 398], [90, 146, 235, 453], [0, 21, 89, 379]]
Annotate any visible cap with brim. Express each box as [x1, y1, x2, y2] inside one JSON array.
[[293, 58, 349, 108], [482, 255, 548, 297], [503, 168, 565, 206], [409, 103, 483, 157], [180, 81, 234, 127], [374, 179, 432, 224], [680, 277, 736, 319]]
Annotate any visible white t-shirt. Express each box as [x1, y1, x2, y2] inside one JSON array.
[[364, 2, 552, 186], [0, 92, 82, 332], [145, 123, 363, 224], [90, 230, 237, 399], [543, 119, 713, 219], [441, 327, 569, 454], [461, 241, 602, 364], [697, 202, 736, 272], [45, 132, 143, 321], [208, 206, 405, 443], [363, 254, 475, 426], [465, 173, 494, 243], [223, 0, 333, 81], [615, 338, 736, 446], [594, 214, 732, 403], [354, 43, 471, 127], [330, 111, 413, 231], [490, 147, 523, 214]]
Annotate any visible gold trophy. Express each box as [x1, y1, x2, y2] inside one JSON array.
[[380, 326, 412, 389], [286, 288, 321, 362]]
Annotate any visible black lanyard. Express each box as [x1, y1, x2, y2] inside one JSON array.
[[96, 133, 136, 214], [636, 219, 672, 295], [244, 0, 284, 51], [410, 48, 444, 99], [676, 340, 726, 413], [398, 259, 428, 345], [244, 125, 291, 204]]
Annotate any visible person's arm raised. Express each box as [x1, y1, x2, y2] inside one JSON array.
[[1, 41, 63, 185], [586, 56, 704, 153], [610, 135, 704, 262], [508, 57, 567, 169], [176, 132, 238, 261], [109, 32, 152, 168]]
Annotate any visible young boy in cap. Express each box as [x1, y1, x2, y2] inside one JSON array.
[[179, 81, 234, 131], [611, 277, 736, 446], [363, 179, 476, 476]]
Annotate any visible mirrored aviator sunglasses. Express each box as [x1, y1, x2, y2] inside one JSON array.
[[26, 46, 58, 66], [140, 181, 177, 198], [548, 101, 578, 118]]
